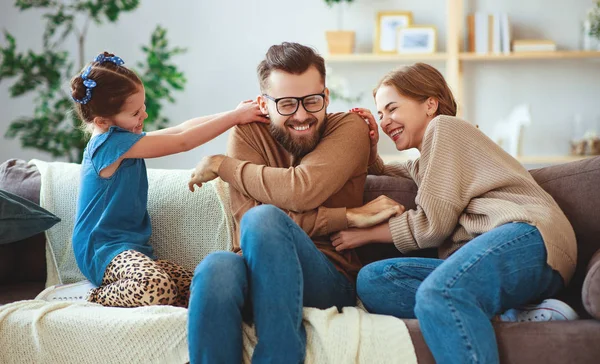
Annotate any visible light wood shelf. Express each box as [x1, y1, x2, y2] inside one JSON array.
[[380, 153, 594, 165], [325, 53, 448, 62], [460, 51, 600, 61]]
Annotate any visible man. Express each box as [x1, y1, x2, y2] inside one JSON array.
[[186, 42, 400, 364]]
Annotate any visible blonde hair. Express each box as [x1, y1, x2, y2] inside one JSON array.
[[374, 63, 457, 117]]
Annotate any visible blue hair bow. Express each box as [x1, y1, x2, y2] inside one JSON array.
[[72, 53, 126, 105]]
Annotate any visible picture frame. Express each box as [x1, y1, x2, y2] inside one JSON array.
[[374, 11, 413, 54], [397, 26, 437, 54]]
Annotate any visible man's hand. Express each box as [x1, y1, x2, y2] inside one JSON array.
[[330, 223, 393, 252], [188, 155, 226, 192], [346, 195, 405, 228]]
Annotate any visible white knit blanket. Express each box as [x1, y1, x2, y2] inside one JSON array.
[[31, 159, 233, 286], [0, 300, 416, 364], [0, 160, 417, 364]]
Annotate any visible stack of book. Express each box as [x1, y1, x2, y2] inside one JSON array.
[[467, 12, 511, 54], [512, 39, 557, 52]]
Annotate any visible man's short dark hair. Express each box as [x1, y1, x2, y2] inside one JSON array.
[[257, 42, 326, 92]]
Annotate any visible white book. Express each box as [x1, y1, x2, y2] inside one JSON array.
[[475, 12, 489, 54], [513, 44, 557, 52], [493, 13, 502, 54], [501, 13, 511, 54]]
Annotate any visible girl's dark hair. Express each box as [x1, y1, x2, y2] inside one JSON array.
[[70, 52, 142, 128], [374, 62, 457, 117]]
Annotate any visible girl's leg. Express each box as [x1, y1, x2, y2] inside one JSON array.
[[356, 257, 443, 318], [88, 249, 179, 307], [154, 259, 193, 308], [415, 223, 564, 364]]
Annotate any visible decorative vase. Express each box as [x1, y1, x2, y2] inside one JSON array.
[[326, 31, 355, 54]]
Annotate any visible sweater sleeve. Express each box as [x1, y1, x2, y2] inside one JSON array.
[[218, 113, 370, 212], [388, 193, 463, 253], [225, 126, 348, 238], [368, 154, 414, 179]]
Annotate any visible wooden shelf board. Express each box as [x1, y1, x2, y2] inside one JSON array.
[[325, 53, 448, 62], [460, 51, 600, 61], [380, 153, 594, 165]]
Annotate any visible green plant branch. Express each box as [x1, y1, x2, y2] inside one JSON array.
[[1, 0, 186, 162]]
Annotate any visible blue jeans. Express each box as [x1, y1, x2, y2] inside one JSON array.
[[188, 205, 356, 364], [357, 222, 564, 364]]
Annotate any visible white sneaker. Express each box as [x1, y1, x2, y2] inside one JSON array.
[[35, 280, 96, 303], [499, 298, 579, 322]]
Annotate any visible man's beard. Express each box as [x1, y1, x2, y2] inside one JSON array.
[[270, 115, 327, 159]]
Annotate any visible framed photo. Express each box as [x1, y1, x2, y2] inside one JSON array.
[[397, 26, 437, 54], [374, 11, 413, 54]]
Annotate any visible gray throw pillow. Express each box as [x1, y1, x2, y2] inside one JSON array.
[[0, 189, 60, 245]]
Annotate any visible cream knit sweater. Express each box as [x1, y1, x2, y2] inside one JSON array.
[[369, 115, 577, 283]]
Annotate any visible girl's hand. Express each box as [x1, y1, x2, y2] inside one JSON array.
[[188, 155, 225, 191], [346, 195, 405, 228], [331, 223, 392, 252], [350, 107, 379, 166], [234, 100, 270, 125]]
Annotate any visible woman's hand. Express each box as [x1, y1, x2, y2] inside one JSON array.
[[331, 223, 393, 252], [188, 155, 225, 191], [234, 100, 270, 125], [350, 107, 379, 166], [346, 195, 405, 228]]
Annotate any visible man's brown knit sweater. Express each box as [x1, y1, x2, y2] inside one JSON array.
[[369, 115, 577, 284], [218, 112, 370, 281]]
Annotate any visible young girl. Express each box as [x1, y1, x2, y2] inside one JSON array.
[[71, 52, 268, 308]]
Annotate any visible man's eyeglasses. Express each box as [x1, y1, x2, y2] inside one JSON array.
[[262, 89, 326, 116]]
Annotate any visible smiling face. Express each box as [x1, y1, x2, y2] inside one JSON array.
[[258, 66, 330, 158], [375, 84, 435, 151], [109, 87, 148, 134]]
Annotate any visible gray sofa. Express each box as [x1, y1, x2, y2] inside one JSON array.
[[2, 157, 600, 363]]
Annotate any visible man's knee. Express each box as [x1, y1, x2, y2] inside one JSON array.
[[191, 252, 246, 301], [240, 205, 292, 253], [241, 205, 286, 230]]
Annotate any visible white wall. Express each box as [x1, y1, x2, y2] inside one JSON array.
[[1, 0, 599, 169]]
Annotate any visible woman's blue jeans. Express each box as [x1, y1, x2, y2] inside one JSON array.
[[357, 222, 564, 364], [187, 205, 356, 364]]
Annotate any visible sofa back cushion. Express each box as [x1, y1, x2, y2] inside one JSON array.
[[363, 156, 600, 316], [0, 159, 46, 285]]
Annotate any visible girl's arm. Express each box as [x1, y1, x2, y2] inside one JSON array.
[[146, 111, 229, 136], [123, 101, 268, 159]]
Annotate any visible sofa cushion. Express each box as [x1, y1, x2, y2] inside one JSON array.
[[0, 159, 45, 286], [582, 249, 600, 319], [0, 189, 60, 245], [0, 159, 41, 205], [529, 156, 600, 316]]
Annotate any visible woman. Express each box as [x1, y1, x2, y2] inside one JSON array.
[[331, 63, 578, 364]]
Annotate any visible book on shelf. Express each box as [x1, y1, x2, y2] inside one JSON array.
[[512, 39, 557, 52], [467, 12, 511, 54]]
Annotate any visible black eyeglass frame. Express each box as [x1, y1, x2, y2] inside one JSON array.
[[262, 89, 327, 116]]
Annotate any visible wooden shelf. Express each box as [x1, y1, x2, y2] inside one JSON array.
[[460, 51, 600, 61], [325, 53, 448, 62], [380, 153, 594, 165]]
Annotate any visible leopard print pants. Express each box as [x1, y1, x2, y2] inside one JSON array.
[[87, 250, 193, 308]]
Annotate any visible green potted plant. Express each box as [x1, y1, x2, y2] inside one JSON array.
[[0, 0, 186, 163], [583, 1, 600, 50], [324, 0, 355, 54]]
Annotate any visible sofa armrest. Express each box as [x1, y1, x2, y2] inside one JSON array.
[[583, 248, 600, 319]]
